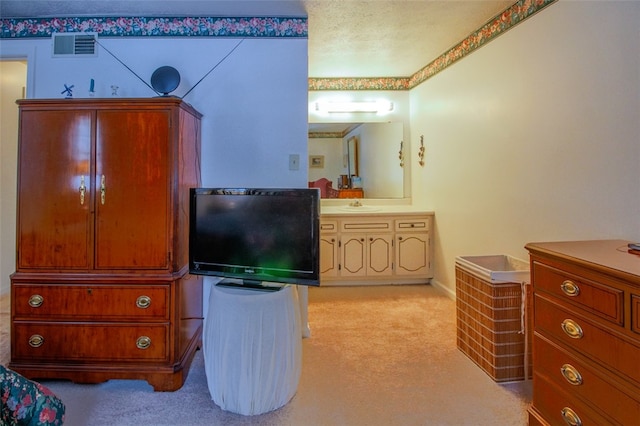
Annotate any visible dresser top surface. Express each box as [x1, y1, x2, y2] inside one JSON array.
[[526, 239, 640, 285]]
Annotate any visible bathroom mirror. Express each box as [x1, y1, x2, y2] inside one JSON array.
[[308, 122, 404, 198]]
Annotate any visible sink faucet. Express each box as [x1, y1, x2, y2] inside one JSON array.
[[349, 200, 363, 207]]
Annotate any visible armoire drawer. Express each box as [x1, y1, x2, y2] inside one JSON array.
[[12, 284, 169, 320], [12, 323, 169, 362], [535, 294, 640, 385], [534, 333, 640, 425], [532, 262, 623, 325]]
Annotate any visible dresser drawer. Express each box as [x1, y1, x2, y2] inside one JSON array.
[[534, 333, 640, 425], [12, 323, 169, 362], [395, 218, 429, 232], [12, 284, 169, 320], [533, 372, 613, 426], [532, 262, 623, 325], [535, 294, 640, 384], [632, 294, 640, 335]]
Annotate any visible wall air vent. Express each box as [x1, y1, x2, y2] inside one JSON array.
[[52, 33, 97, 57]]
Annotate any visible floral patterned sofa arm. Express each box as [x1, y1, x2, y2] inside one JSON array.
[[1, 365, 66, 425]]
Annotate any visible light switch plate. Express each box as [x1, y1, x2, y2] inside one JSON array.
[[289, 154, 300, 170]]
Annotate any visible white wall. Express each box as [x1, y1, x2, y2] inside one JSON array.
[[0, 37, 308, 186], [0, 61, 26, 297], [410, 1, 640, 295], [0, 36, 308, 297]]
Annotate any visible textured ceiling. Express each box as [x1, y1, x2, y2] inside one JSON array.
[[306, 1, 513, 78], [0, 0, 514, 78]]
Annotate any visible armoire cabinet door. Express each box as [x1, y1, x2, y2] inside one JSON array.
[[95, 110, 170, 270], [17, 110, 93, 269]]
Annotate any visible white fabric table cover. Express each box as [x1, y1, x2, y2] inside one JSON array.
[[203, 284, 302, 415]]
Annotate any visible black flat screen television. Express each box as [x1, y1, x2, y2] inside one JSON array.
[[189, 188, 320, 287]]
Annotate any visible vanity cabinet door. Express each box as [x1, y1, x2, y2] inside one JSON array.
[[341, 233, 393, 277], [395, 232, 430, 276], [341, 234, 367, 277], [320, 221, 339, 277], [366, 234, 393, 276]]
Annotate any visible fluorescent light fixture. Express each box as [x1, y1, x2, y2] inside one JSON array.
[[315, 100, 394, 113]]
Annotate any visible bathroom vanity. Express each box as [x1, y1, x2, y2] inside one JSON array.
[[319, 202, 434, 286]]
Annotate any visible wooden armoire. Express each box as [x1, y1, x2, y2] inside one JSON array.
[[10, 98, 203, 391]]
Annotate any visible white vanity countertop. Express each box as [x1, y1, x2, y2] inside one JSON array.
[[321, 203, 434, 216]]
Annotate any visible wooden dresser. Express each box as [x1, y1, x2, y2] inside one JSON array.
[[10, 98, 203, 391], [525, 240, 640, 425], [338, 188, 364, 199]]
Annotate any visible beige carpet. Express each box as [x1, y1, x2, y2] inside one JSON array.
[[0, 285, 531, 425]]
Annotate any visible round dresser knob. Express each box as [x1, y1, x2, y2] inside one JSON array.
[[136, 336, 152, 349], [28, 294, 44, 308], [136, 295, 151, 309], [28, 334, 44, 348]]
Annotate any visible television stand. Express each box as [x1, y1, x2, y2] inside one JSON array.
[[216, 278, 284, 292], [203, 283, 302, 414]]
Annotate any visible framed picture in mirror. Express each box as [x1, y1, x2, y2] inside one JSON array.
[[309, 155, 324, 168]]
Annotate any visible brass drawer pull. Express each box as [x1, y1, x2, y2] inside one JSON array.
[[136, 336, 151, 349], [561, 280, 580, 297], [136, 295, 151, 309], [561, 407, 582, 426], [560, 364, 583, 385], [561, 319, 584, 339], [28, 334, 44, 348], [28, 294, 44, 308]]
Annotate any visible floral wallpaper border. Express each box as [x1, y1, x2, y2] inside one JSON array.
[[308, 132, 344, 139], [0, 16, 307, 38], [308, 0, 557, 91]]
